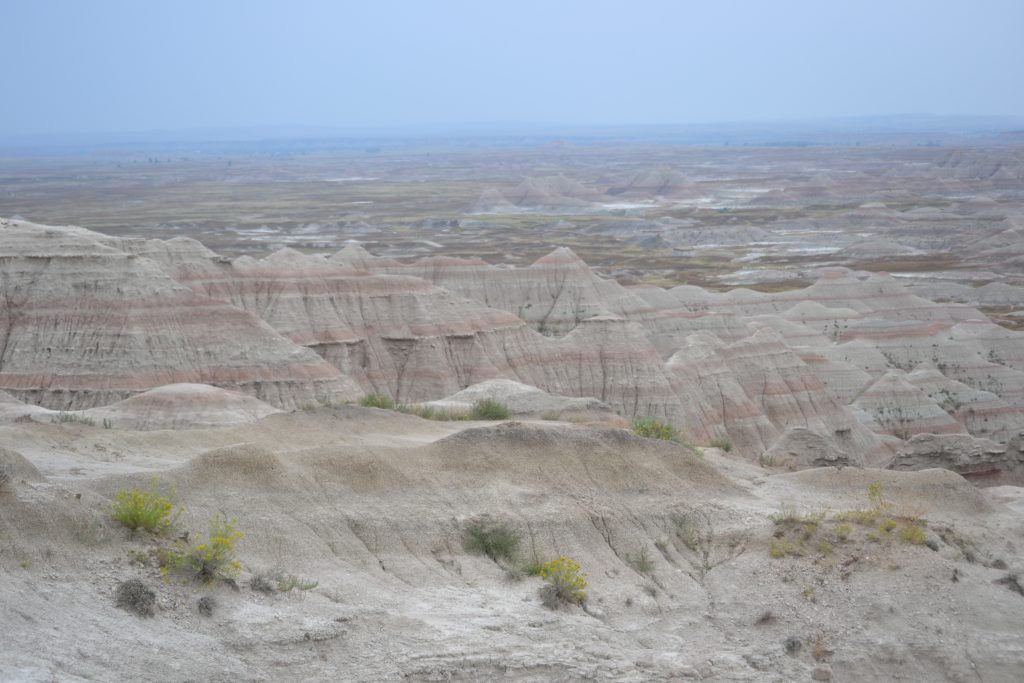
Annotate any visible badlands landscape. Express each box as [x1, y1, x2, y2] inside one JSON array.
[[3, 139, 1024, 681]]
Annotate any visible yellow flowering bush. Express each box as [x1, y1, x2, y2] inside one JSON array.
[[163, 513, 242, 585], [539, 556, 587, 607], [112, 477, 181, 534]]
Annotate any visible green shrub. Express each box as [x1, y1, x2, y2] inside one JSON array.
[[539, 556, 587, 607], [114, 578, 156, 617], [769, 503, 825, 526], [111, 477, 181, 534], [626, 546, 655, 574], [162, 514, 242, 585], [632, 417, 678, 442], [276, 573, 318, 592], [520, 560, 544, 576], [249, 571, 277, 594], [470, 399, 510, 420], [671, 512, 700, 551], [359, 393, 395, 410], [769, 539, 799, 558], [51, 412, 96, 426], [463, 518, 520, 563], [709, 437, 732, 452], [396, 404, 470, 421], [899, 524, 928, 546]]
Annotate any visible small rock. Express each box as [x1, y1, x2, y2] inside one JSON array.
[[812, 666, 832, 681]]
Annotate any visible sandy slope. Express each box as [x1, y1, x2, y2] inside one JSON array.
[[2, 410, 1023, 681]]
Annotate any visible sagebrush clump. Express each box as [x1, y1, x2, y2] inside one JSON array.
[[359, 393, 395, 410], [632, 417, 678, 442], [197, 595, 217, 616], [51, 412, 96, 427], [396, 404, 470, 421], [626, 545, 655, 574], [709, 437, 732, 452], [463, 518, 520, 563], [163, 514, 242, 585], [114, 578, 156, 617], [111, 477, 181, 534], [249, 571, 277, 594], [539, 556, 587, 608], [276, 573, 318, 592], [470, 399, 510, 420]]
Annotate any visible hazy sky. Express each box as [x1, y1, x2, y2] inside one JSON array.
[[3, 0, 1022, 136]]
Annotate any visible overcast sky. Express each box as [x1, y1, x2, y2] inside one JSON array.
[[3, 0, 1022, 136]]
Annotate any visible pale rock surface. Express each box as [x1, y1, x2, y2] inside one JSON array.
[[835, 238, 925, 259], [794, 348, 875, 404], [716, 329, 886, 463], [418, 379, 616, 419], [905, 367, 1024, 443], [3, 416, 1024, 681], [85, 383, 283, 430], [890, 433, 1023, 484], [762, 427, 853, 469], [605, 166, 699, 198], [851, 371, 967, 439], [339, 246, 643, 336]]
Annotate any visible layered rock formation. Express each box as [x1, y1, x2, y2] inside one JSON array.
[[7, 217, 1024, 475], [470, 175, 600, 211], [606, 167, 699, 198], [851, 371, 966, 439], [762, 427, 852, 469], [335, 246, 644, 336], [0, 219, 359, 410], [889, 433, 1024, 484], [905, 368, 1024, 443], [169, 246, 543, 402]]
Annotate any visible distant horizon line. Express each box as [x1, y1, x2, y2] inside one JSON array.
[[2, 114, 1022, 154], [6, 113, 1024, 140]]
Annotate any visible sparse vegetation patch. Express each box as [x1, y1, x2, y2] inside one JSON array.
[[463, 518, 520, 563], [162, 514, 242, 585], [626, 545, 655, 574], [111, 477, 181, 534], [395, 404, 470, 421], [768, 484, 937, 563], [276, 573, 318, 592], [114, 578, 156, 617], [538, 556, 587, 608], [470, 399, 510, 420], [359, 393, 395, 410], [709, 436, 732, 452], [632, 416, 678, 442], [51, 412, 96, 427]]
